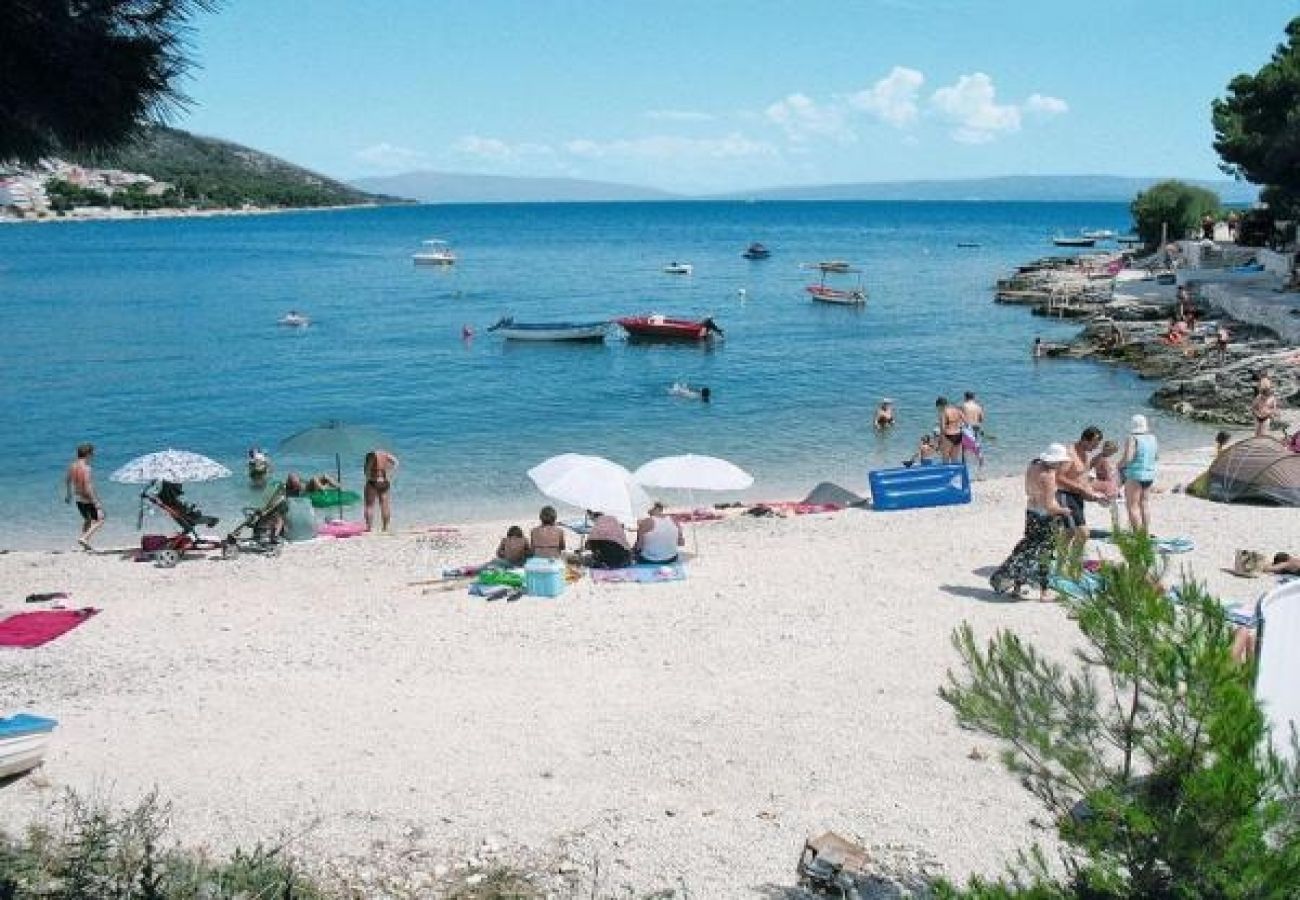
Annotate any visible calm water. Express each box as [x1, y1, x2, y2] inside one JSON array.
[[0, 201, 1213, 549]]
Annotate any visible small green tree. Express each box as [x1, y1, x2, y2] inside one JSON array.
[[1212, 16, 1300, 217], [937, 532, 1300, 899], [1130, 180, 1221, 249]]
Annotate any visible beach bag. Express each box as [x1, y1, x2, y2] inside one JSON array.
[[141, 534, 169, 553], [1234, 549, 1266, 578]]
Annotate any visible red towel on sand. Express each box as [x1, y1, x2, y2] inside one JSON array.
[[0, 608, 99, 648]]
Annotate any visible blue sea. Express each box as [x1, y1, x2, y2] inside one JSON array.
[[0, 201, 1214, 549]]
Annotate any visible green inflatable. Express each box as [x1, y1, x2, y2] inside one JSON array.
[[308, 489, 360, 509]]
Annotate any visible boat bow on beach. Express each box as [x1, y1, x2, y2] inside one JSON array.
[[0, 714, 57, 779], [486, 318, 610, 342], [616, 315, 722, 341]]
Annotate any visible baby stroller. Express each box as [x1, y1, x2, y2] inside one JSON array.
[[222, 482, 287, 560], [139, 480, 222, 568]]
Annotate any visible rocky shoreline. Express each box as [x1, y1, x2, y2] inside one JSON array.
[[997, 246, 1300, 430]]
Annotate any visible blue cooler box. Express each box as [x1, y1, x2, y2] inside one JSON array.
[[524, 557, 566, 597], [869, 463, 971, 510]]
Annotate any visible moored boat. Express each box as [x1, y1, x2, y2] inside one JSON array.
[[1052, 234, 1097, 248], [413, 238, 457, 265], [486, 318, 609, 342], [1081, 229, 1117, 241], [663, 261, 693, 275], [741, 242, 771, 260], [809, 260, 852, 272], [616, 314, 722, 341], [0, 714, 57, 779], [806, 284, 867, 305]]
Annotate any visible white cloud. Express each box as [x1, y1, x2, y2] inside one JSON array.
[[644, 109, 715, 122], [562, 133, 777, 161], [353, 142, 430, 171], [930, 72, 1021, 142], [846, 66, 925, 127], [1024, 93, 1068, 116], [764, 93, 853, 143], [451, 135, 555, 161]]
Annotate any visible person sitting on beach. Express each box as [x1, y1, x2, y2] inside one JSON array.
[[874, 399, 895, 431], [1265, 552, 1300, 575], [586, 512, 632, 569], [529, 506, 566, 559], [494, 525, 530, 567], [305, 473, 339, 493], [905, 434, 938, 467], [284, 473, 305, 498], [634, 502, 684, 565]]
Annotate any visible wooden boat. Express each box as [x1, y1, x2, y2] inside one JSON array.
[[663, 261, 693, 275], [741, 242, 771, 259], [810, 260, 852, 272], [0, 714, 57, 779], [805, 267, 866, 305], [412, 238, 456, 265], [616, 315, 722, 341], [487, 317, 609, 342], [1052, 234, 1096, 248], [806, 284, 867, 305]]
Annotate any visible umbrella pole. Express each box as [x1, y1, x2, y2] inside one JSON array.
[[335, 452, 344, 521], [689, 488, 699, 557]]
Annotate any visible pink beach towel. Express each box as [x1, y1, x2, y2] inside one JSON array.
[[0, 608, 99, 648]]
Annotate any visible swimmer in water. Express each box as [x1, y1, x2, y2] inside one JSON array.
[[874, 399, 895, 431], [669, 382, 711, 402]]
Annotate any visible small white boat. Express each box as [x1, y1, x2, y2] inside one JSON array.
[[1052, 234, 1096, 248], [413, 238, 457, 265], [487, 317, 609, 342], [278, 311, 310, 328], [805, 267, 866, 305], [663, 262, 693, 275], [0, 714, 57, 779], [1081, 229, 1117, 241]]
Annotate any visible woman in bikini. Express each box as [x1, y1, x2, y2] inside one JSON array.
[[529, 506, 566, 559], [1252, 386, 1278, 438], [363, 448, 399, 532]]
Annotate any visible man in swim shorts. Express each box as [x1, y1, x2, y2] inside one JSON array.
[[64, 442, 104, 551], [363, 448, 400, 532], [1056, 426, 1104, 551]]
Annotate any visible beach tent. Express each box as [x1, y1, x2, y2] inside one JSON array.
[[1205, 436, 1300, 506], [1256, 580, 1300, 765]]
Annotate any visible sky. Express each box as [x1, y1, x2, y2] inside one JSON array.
[[177, 0, 1299, 194]]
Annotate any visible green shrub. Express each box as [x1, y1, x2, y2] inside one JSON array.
[[938, 531, 1300, 899]]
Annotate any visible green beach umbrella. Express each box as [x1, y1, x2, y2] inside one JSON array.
[[278, 421, 390, 519]]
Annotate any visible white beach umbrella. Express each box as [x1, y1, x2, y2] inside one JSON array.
[[528, 454, 650, 525], [110, 449, 232, 484], [633, 454, 754, 491]]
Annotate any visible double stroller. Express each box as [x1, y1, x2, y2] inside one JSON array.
[[139, 481, 285, 567]]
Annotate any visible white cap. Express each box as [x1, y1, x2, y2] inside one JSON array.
[[1130, 414, 1150, 434], [1040, 443, 1070, 464]]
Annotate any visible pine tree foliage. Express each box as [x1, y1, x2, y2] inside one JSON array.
[[938, 532, 1300, 899]]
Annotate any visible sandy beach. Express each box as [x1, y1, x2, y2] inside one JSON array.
[[0, 448, 1287, 895]]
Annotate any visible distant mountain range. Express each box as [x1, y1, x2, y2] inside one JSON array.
[[351, 171, 675, 203], [349, 171, 1258, 205]]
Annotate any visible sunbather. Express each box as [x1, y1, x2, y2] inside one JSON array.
[[529, 506, 566, 559], [494, 525, 530, 567], [634, 502, 684, 565], [586, 512, 632, 568]]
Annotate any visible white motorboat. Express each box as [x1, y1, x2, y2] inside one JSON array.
[[278, 311, 310, 328], [0, 714, 57, 779], [413, 239, 457, 265], [663, 262, 693, 275]]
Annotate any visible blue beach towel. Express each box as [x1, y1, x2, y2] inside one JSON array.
[[590, 563, 686, 584]]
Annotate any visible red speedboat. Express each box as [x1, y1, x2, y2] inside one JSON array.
[[616, 315, 723, 341]]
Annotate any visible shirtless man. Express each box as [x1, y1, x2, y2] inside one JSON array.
[[935, 396, 965, 463], [960, 392, 985, 439], [64, 443, 104, 550], [363, 448, 400, 532], [1055, 426, 1104, 551], [873, 399, 895, 431]]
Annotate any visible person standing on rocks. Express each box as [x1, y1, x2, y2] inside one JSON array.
[[1252, 386, 1278, 438]]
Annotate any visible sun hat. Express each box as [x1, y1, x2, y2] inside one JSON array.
[[1040, 443, 1070, 465], [1130, 414, 1150, 434]]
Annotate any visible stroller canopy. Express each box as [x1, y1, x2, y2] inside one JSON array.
[[1206, 437, 1300, 506]]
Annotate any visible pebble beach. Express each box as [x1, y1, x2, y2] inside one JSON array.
[[0, 451, 1288, 895]]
